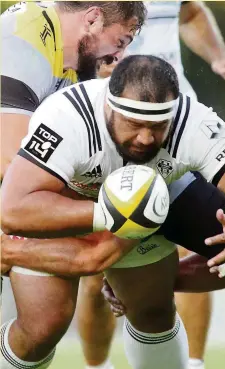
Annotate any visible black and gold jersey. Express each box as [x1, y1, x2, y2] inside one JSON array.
[[1, 2, 78, 115]]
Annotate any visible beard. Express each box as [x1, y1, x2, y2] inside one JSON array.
[[106, 113, 165, 164], [77, 35, 98, 81]]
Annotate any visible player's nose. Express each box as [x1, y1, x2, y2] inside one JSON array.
[[137, 128, 154, 146]]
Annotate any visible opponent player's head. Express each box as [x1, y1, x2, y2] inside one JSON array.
[[105, 55, 179, 164], [56, 2, 146, 80]]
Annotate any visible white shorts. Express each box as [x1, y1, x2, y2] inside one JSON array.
[[110, 235, 176, 268]]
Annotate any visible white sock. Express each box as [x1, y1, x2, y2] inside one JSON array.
[[123, 314, 189, 369], [0, 320, 56, 369], [85, 359, 114, 369], [188, 358, 205, 369]]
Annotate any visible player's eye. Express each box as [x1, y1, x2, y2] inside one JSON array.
[[117, 39, 125, 49], [128, 121, 142, 129], [152, 123, 168, 131]]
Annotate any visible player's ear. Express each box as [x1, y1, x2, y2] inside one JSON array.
[[83, 7, 104, 34]]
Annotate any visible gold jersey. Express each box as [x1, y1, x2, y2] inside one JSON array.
[[1, 2, 78, 115]]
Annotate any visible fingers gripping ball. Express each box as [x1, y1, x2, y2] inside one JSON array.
[[99, 165, 169, 239]]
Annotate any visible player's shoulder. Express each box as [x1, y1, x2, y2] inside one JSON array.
[[166, 93, 219, 158], [33, 78, 108, 130], [2, 2, 56, 58], [1, 2, 59, 102], [49, 78, 108, 113]]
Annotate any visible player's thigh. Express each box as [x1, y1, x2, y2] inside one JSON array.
[[105, 250, 178, 327], [10, 270, 79, 337]]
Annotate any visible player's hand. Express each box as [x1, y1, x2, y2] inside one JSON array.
[[205, 209, 225, 278], [211, 58, 225, 79], [101, 277, 126, 317], [205, 209, 225, 246]]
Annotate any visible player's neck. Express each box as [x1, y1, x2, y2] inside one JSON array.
[[55, 6, 82, 70]]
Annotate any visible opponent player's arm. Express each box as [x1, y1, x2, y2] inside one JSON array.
[[179, 1, 225, 78], [1, 233, 137, 277], [175, 253, 225, 292]]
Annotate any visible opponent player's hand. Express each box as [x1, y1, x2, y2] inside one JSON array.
[[211, 58, 225, 79], [205, 209, 225, 278], [101, 277, 126, 317]]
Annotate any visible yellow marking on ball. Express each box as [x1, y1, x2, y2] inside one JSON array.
[[114, 218, 160, 239]]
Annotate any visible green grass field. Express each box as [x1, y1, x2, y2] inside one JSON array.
[[51, 340, 225, 369]]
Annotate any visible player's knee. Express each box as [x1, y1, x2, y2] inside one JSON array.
[[17, 301, 74, 349], [127, 301, 176, 330]]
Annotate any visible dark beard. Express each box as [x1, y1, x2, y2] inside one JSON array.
[[77, 36, 98, 81], [107, 113, 163, 164]]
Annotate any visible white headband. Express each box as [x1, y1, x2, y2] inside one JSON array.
[[107, 88, 178, 122]]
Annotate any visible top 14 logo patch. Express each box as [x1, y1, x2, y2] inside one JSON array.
[[156, 159, 173, 178], [24, 124, 63, 163]]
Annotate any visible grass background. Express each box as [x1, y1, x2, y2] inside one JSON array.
[[51, 340, 225, 369]]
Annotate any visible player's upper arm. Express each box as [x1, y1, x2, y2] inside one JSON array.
[[189, 109, 225, 184], [18, 92, 86, 184], [2, 91, 85, 205], [179, 1, 204, 26]]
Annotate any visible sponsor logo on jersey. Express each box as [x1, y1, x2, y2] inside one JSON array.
[[24, 124, 62, 163], [120, 165, 136, 191], [82, 165, 102, 178], [40, 24, 52, 46], [156, 159, 173, 178], [137, 243, 160, 255], [201, 120, 225, 139], [216, 149, 225, 162]]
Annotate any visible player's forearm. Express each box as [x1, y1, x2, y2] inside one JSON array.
[[175, 253, 225, 292], [179, 4, 225, 65], [1, 233, 137, 277], [2, 191, 94, 238], [2, 235, 99, 277]]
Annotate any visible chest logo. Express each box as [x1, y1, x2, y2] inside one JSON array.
[[156, 159, 173, 178]]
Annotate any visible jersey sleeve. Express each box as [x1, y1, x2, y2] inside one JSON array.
[[188, 109, 225, 183], [1, 4, 52, 115], [18, 92, 85, 184]]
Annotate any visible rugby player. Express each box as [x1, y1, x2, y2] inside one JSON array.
[[98, 2, 225, 368], [1, 55, 225, 369], [1, 2, 146, 369]]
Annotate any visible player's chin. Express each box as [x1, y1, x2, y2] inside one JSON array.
[[127, 150, 155, 164]]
